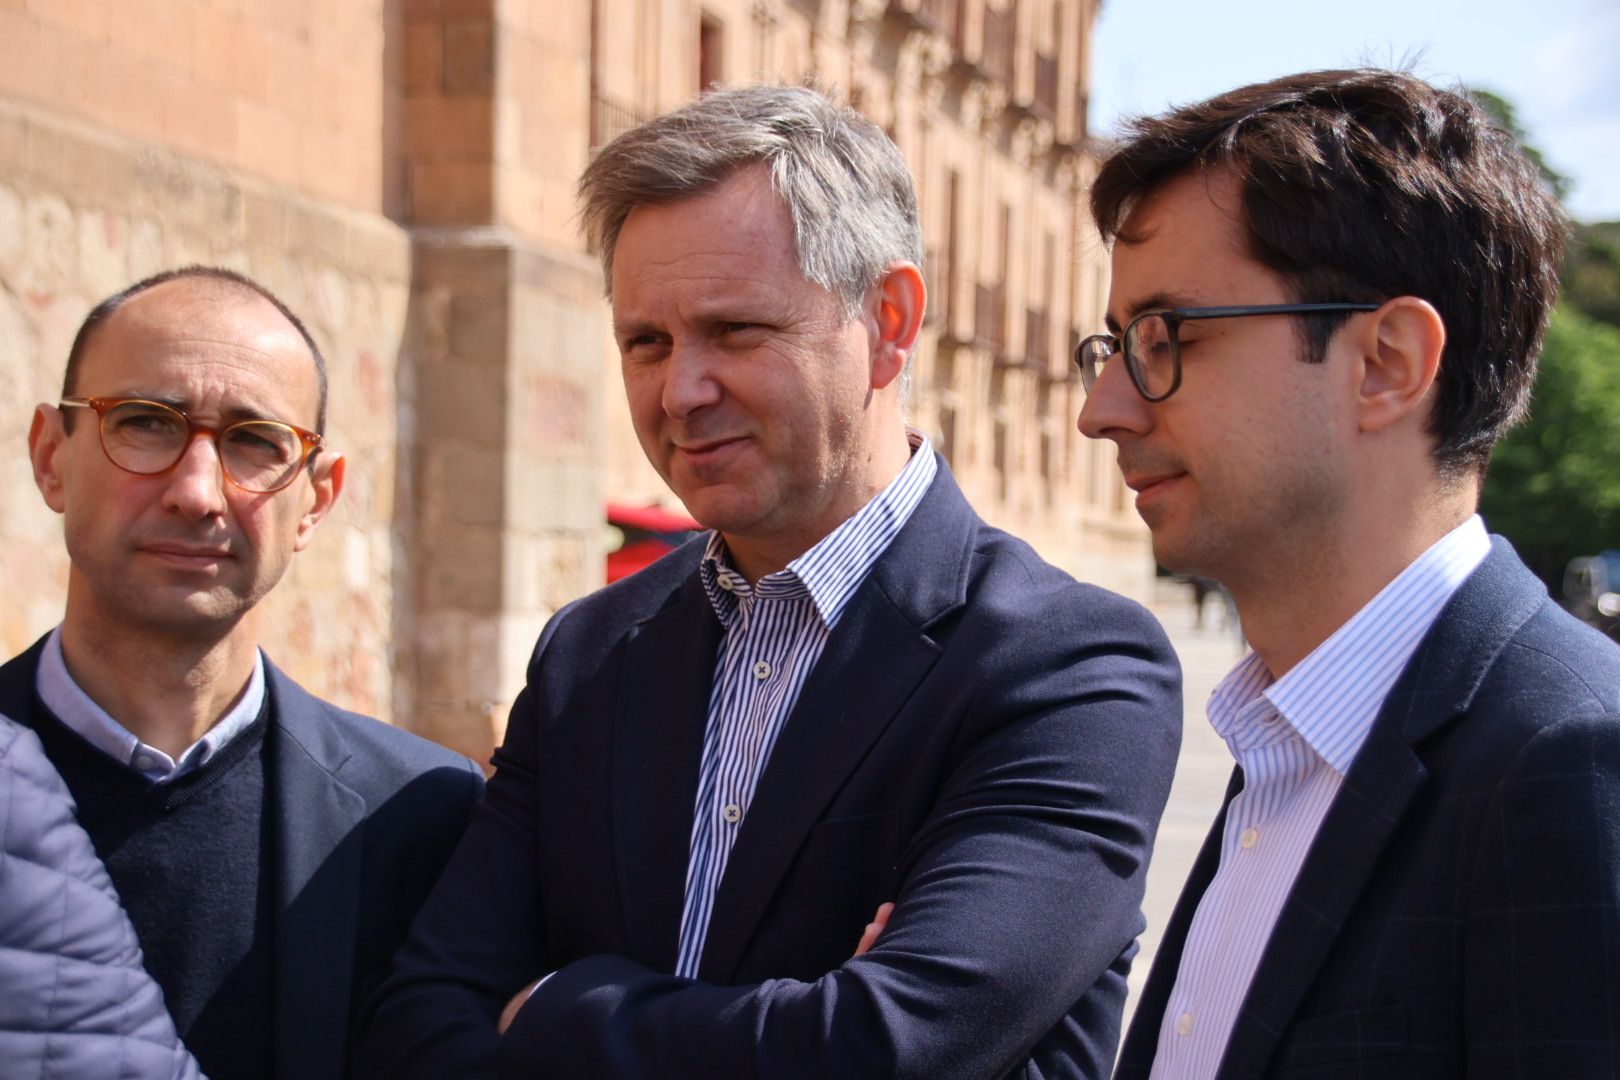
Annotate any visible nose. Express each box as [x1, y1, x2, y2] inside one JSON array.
[[660, 343, 723, 420], [1077, 353, 1154, 442], [160, 433, 230, 521]]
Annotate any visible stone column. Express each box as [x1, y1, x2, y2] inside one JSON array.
[[392, 1, 604, 763], [399, 232, 602, 762]]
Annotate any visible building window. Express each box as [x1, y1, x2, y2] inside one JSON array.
[[994, 419, 1009, 503], [1086, 433, 1098, 506], [1040, 431, 1053, 502], [699, 14, 723, 91], [944, 168, 961, 329]]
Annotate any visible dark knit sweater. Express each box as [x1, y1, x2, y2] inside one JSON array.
[[29, 697, 276, 1080]]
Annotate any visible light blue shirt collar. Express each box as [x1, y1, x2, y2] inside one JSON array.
[[36, 626, 267, 784]]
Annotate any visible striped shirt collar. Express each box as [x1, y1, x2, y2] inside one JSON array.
[[701, 431, 936, 630], [1208, 515, 1491, 776], [36, 625, 268, 784]]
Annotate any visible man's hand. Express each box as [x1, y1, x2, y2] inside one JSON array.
[[852, 902, 894, 958], [500, 979, 543, 1034]]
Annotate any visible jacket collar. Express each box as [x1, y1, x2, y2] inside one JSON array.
[[607, 457, 978, 981], [1214, 537, 1547, 1078], [264, 660, 367, 1080]]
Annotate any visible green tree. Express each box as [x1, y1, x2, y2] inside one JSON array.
[[1467, 87, 1620, 592], [1468, 87, 1571, 201], [1481, 306, 1620, 586], [1564, 221, 1620, 328]]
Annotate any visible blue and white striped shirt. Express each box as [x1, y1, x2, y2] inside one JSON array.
[[1148, 515, 1491, 1080], [672, 433, 937, 978]]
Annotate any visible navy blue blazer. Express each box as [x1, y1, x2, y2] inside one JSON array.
[[360, 461, 1183, 1079], [1115, 538, 1620, 1079], [0, 640, 485, 1080]]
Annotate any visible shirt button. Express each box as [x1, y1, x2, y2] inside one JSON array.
[[721, 803, 742, 824], [1239, 827, 1259, 850], [717, 575, 735, 591], [133, 753, 157, 770], [753, 660, 771, 680], [1176, 1012, 1194, 1036]]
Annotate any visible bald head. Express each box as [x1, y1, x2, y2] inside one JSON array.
[[63, 266, 328, 434]]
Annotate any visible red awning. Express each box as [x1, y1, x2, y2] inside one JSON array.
[[606, 502, 700, 533]]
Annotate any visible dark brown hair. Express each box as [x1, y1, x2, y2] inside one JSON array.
[[63, 265, 329, 435], [1091, 68, 1567, 474]]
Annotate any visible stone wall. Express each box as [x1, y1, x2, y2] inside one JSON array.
[[0, 97, 412, 720], [0, 0, 389, 212], [0, 2, 610, 761], [0, 0, 1149, 761]]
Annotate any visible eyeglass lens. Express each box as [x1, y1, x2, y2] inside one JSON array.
[[1077, 336, 1112, 389], [99, 401, 305, 492], [1125, 314, 1176, 399]]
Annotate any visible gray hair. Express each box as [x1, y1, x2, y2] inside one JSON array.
[[578, 84, 923, 317]]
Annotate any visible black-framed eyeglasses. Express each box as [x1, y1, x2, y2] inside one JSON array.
[[1075, 303, 1381, 402], [60, 396, 322, 494]]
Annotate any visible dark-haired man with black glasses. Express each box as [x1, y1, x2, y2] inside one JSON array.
[[7, 267, 483, 1080], [1078, 69, 1620, 1078]]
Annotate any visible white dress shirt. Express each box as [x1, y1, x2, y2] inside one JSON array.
[[1148, 515, 1491, 1080]]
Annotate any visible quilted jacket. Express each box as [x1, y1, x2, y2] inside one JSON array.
[[0, 712, 203, 1079]]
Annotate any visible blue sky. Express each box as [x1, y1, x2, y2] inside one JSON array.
[[1091, 0, 1620, 222]]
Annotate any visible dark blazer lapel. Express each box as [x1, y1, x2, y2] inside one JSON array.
[[611, 572, 724, 972], [698, 460, 974, 982], [0, 637, 47, 721], [1215, 711, 1427, 1079], [1215, 538, 1546, 1080], [1115, 767, 1244, 1079], [266, 662, 367, 1080]]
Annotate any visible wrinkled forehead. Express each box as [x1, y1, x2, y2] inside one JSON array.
[[611, 169, 807, 296]]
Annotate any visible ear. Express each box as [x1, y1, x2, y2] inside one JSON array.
[[867, 261, 926, 392], [293, 451, 345, 552], [1353, 297, 1446, 435], [28, 405, 70, 515]]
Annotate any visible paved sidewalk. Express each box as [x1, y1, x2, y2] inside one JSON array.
[[1121, 579, 1248, 1033]]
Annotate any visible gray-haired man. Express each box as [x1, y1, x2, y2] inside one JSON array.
[[360, 84, 1181, 1080]]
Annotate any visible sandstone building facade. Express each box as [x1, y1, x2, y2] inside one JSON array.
[[0, 0, 1148, 761]]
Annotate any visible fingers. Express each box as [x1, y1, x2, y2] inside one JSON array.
[[852, 901, 895, 957], [498, 979, 542, 1034]]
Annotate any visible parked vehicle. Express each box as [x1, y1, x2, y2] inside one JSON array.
[[1563, 551, 1620, 641], [605, 502, 702, 583]]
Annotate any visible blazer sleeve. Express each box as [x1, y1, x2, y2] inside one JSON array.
[[503, 594, 1181, 1079], [1463, 700, 1620, 1075], [354, 606, 579, 1078], [358, 579, 1182, 1080], [0, 716, 205, 1080]]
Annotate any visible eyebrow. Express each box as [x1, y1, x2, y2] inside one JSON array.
[[109, 392, 282, 425], [1107, 291, 1203, 333], [611, 315, 665, 339]]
